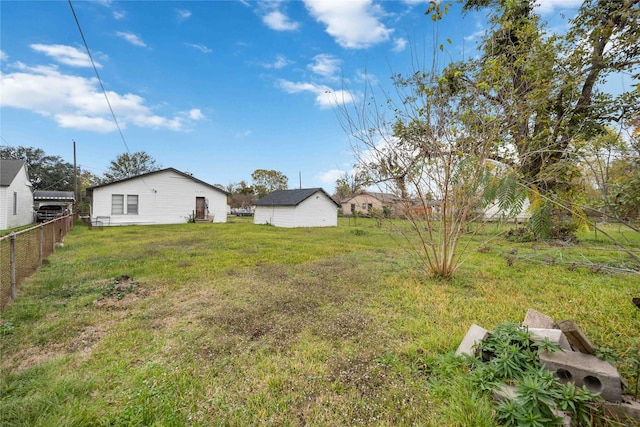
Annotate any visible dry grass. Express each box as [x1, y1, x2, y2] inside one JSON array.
[[1, 219, 638, 426]]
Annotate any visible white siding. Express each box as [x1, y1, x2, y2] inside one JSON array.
[[254, 192, 337, 228], [1, 166, 34, 230], [91, 170, 227, 225], [484, 198, 531, 222]]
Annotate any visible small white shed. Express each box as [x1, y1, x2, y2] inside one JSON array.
[[253, 188, 339, 228], [86, 168, 229, 226], [0, 160, 34, 230]]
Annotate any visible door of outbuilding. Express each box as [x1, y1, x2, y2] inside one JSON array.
[[195, 197, 206, 219]]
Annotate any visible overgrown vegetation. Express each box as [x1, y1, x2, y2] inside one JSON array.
[[0, 219, 638, 426], [338, 0, 640, 278], [469, 323, 603, 427]]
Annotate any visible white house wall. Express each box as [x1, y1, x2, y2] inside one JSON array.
[[254, 205, 296, 227], [254, 193, 337, 228], [484, 198, 531, 222], [91, 171, 227, 225], [296, 194, 337, 227], [1, 166, 34, 229]]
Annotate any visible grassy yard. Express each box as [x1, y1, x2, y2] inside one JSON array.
[[1, 217, 639, 426]]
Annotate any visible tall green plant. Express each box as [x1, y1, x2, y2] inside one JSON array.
[[470, 323, 604, 427]]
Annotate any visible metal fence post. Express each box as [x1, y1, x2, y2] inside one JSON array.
[[10, 233, 16, 301], [39, 224, 44, 267]]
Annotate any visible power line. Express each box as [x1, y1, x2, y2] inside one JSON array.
[[68, 0, 130, 154]]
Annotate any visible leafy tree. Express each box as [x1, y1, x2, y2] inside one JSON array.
[[251, 169, 288, 198], [226, 180, 257, 209], [444, 0, 640, 237], [0, 145, 76, 191], [573, 129, 630, 220], [103, 151, 160, 182], [333, 170, 368, 201]]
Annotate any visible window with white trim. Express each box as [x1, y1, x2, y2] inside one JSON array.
[[13, 192, 17, 215], [127, 195, 139, 215], [112, 194, 124, 214]]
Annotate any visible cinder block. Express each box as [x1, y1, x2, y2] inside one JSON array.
[[557, 320, 595, 354], [540, 350, 622, 402], [523, 309, 555, 329], [604, 396, 640, 423], [528, 328, 572, 351], [493, 384, 571, 426], [455, 324, 488, 357]]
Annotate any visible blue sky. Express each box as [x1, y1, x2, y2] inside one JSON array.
[[1, 0, 582, 191]]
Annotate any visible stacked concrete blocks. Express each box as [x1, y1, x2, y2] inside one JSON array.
[[456, 308, 639, 423]]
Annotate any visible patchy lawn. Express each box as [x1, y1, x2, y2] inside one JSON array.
[[1, 219, 638, 426]]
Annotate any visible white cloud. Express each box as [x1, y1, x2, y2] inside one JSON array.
[[464, 30, 485, 42], [55, 114, 117, 132], [177, 9, 192, 22], [0, 64, 201, 133], [392, 37, 407, 52], [355, 69, 378, 86], [186, 43, 212, 53], [113, 10, 126, 20], [303, 0, 392, 49], [188, 109, 204, 120], [235, 129, 253, 138], [263, 10, 300, 31], [263, 54, 293, 69], [278, 79, 356, 109], [115, 32, 147, 47], [317, 168, 345, 184], [535, 0, 583, 14], [308, 54, 341, 79], [1, 50, 8, 62], [30, 44, 99, 68]]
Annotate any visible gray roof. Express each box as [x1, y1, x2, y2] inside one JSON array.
[[342, 191, 398, 204], [86, 167, 229, 195], [0, 159, 27, 186], [34, 190, 75, 201], [253, 188, 340, 207]]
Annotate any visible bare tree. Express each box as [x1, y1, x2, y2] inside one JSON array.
[[339, 68, 525, 278]]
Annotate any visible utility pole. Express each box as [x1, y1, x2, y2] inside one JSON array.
[[73, 140, 78, 213]]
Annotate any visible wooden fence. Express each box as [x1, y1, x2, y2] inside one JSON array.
[[0, 215, 74, 310]]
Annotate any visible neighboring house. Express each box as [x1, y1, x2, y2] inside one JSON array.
[[86, 168, 229, 226], [341, 192, 398, 217], [484, 198, 531, 222], [253, 188, 339, 228], [34, 190, 75, 211], [0, 159, 34, 230]]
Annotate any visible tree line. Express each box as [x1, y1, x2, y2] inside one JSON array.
[[0, 146, 290, 211], [338, 0, 639, 277]]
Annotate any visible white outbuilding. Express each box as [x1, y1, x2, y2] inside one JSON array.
[[0, 160, 34, 230], [253, 188, 339, 228], [86, 168, 229, 226]]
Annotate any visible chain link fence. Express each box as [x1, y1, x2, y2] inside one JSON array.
[[1, 215, 74, 311]]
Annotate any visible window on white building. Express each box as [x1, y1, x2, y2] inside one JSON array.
[[112, 194, 124, 214], [127, 195, 139, 215]]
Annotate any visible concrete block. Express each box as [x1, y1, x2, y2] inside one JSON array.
[[539, 350, 622, 402], [455, 324, 488, 357], [604, 396, 640, 423], [493, 385, 571, 427], [556, 320, 595, 354], [528, 328, 572, 351], [523, 309, 555, 329]]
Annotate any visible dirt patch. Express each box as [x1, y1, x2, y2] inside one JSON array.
[[3, 322, 112, 374], [92, 275, 150, 310], [315, 310, 371, 340]]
